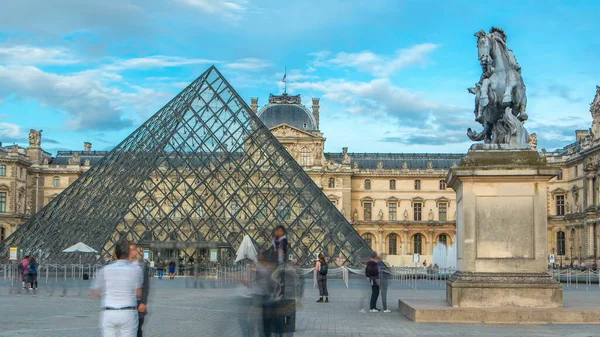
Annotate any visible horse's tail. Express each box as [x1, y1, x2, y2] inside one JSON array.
[[467, 127, 486, 141]]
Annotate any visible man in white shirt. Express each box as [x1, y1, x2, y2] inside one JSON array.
[[129, 243, 150, 337], [91, 242, 142, 337]]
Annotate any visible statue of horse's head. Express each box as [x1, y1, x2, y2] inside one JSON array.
[[474, 30, 492, 66]]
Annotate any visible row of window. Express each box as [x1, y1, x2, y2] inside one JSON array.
[[362, 233, 448, 255], [362, 202, 448, 221], [0, 165, 27, 179], [361, 179, 446, 191]]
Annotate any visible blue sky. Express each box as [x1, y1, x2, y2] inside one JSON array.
[[0, 0, 598, 154]]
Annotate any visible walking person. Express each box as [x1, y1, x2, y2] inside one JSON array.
[[90, 242, 142, 337], [365, 252, 380, 312], [376, 256, 391, 312], [156, 260, 165, 280], [168, 260, 176, 280], [315, 253, 329, 303], [129, 243, 151, 337], [271, 225, 289, 265], [28, 257, 40, 294]]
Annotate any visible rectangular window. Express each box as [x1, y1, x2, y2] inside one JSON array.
[[0, 165, 5, 177], [414, 180, 421, 190], [439, 203, 447, 221], [557, 169, 563, 181], [0, 192, 6, 212], [413, 202, 422, 221], [439, 180, 446, 190], [389, 203, 397, 221], [574, 165, 578, 178], [389, 180, 396, 190], [556, 195, 565, 216], [364, 202, 372, 221]]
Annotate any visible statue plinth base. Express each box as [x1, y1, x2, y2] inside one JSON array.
[[446, 148, 562, 308]]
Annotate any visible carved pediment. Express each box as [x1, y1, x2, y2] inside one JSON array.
[[551, 187, 568, 196], [0, 183, 10, 190], [270, 124, 319, 139]]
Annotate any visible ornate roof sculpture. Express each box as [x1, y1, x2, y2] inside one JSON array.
[[0, 66, 371, 266], [325, 152, 463, 169]]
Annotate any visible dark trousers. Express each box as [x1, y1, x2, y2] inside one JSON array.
[[137, 312, 145, 337], [317, 274, 328, 297], [370, 284, 380, 310], [29, 273, 38, 289]]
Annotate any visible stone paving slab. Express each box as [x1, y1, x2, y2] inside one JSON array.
[[1, 279, 600, 337]]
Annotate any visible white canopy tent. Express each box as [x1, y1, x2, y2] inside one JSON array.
[[62, 242, 98, 265], [235, 235, 258, 263]]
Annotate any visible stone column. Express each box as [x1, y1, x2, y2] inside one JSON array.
[[402, 229, 409, 255], [446, 148, 562, 308], [585, 171, 595, 209]]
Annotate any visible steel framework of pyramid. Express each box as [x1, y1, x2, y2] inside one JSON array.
[[0, 66, 371, 266]]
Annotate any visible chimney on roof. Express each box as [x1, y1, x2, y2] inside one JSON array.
[[312, 98, 320, 129], [250, 97, 258, 114], [84, 142, 92, 152]]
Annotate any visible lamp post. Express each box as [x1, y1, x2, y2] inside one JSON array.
[[579, 245, 583, 267], [570, 246, 573, 269], [594, 246, 598, 271]]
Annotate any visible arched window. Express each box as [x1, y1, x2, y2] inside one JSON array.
[[413, 234, 423, 255], [362, 233, 374, 249], [53, 176, 60, 187], [388, 234, 398, 255], [364, 179, 371, 190], [328, 177, 335, 188], [300, 147, 311, 166], [0, 164, 5, 176], [0, 226, 5, 242], [414, 179, 421, 190], [439, 180, 446, 190], [557, 231, 565, 255], [438, 234, 448, 246], [389, 179, 396, 190]]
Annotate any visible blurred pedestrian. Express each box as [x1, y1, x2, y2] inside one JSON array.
[[90, 241, 142, 337], [168, 260, 176, 279], [315, 253, 329, 303], [271, 225, 288, 265], [28, 257, 40, 293], [156, 260, 165, 280], [18, 255, 30, 290], [129, 243, 150, 337], [376, 256, 391, 312], [365, 251, 380, 312]]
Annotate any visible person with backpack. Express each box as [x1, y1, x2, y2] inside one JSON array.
[[315, 253, 329, 303], [18, 256, 30, 290], [365, 251, 380, 312]]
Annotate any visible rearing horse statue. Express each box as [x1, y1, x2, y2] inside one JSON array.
[[467, 27, 529, 148]]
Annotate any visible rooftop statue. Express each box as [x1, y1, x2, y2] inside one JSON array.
[[467, 27, 529, 148]]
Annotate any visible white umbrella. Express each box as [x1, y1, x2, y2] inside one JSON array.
[[235, 235, 258, 263], [63, 242, 98, 266]]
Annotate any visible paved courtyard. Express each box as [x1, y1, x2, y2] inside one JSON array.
[[1, 278, 599, 337]]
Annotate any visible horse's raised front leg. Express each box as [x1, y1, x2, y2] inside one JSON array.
[[502, 73, 517, 105]]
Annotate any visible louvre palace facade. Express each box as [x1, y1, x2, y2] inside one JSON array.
[[1, 86, 599, 266]]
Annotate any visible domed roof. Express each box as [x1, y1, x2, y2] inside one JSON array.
[[257, 94, 317, 131]]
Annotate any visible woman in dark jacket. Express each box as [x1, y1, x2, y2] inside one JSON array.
[[315, 253, 329, 303]]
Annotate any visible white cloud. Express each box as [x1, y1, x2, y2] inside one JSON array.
[[173, 0, 248, 20], [0, 122, 21, 139], [105, 56, 218, 71], [0, 65, 135, 131], [225, 58, 272, 72], [0, 45, 79, 65], [312, 43, 439, 77]]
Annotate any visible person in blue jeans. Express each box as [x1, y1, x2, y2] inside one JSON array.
[[156, 260, 165, 280]]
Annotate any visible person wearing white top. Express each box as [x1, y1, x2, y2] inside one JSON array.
[[90, 242, 142, 337]]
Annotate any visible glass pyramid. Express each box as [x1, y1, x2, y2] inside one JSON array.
[[0, 66, 371, 266]]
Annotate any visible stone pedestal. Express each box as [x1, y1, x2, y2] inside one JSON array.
[[446, 148, 562, 308]]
